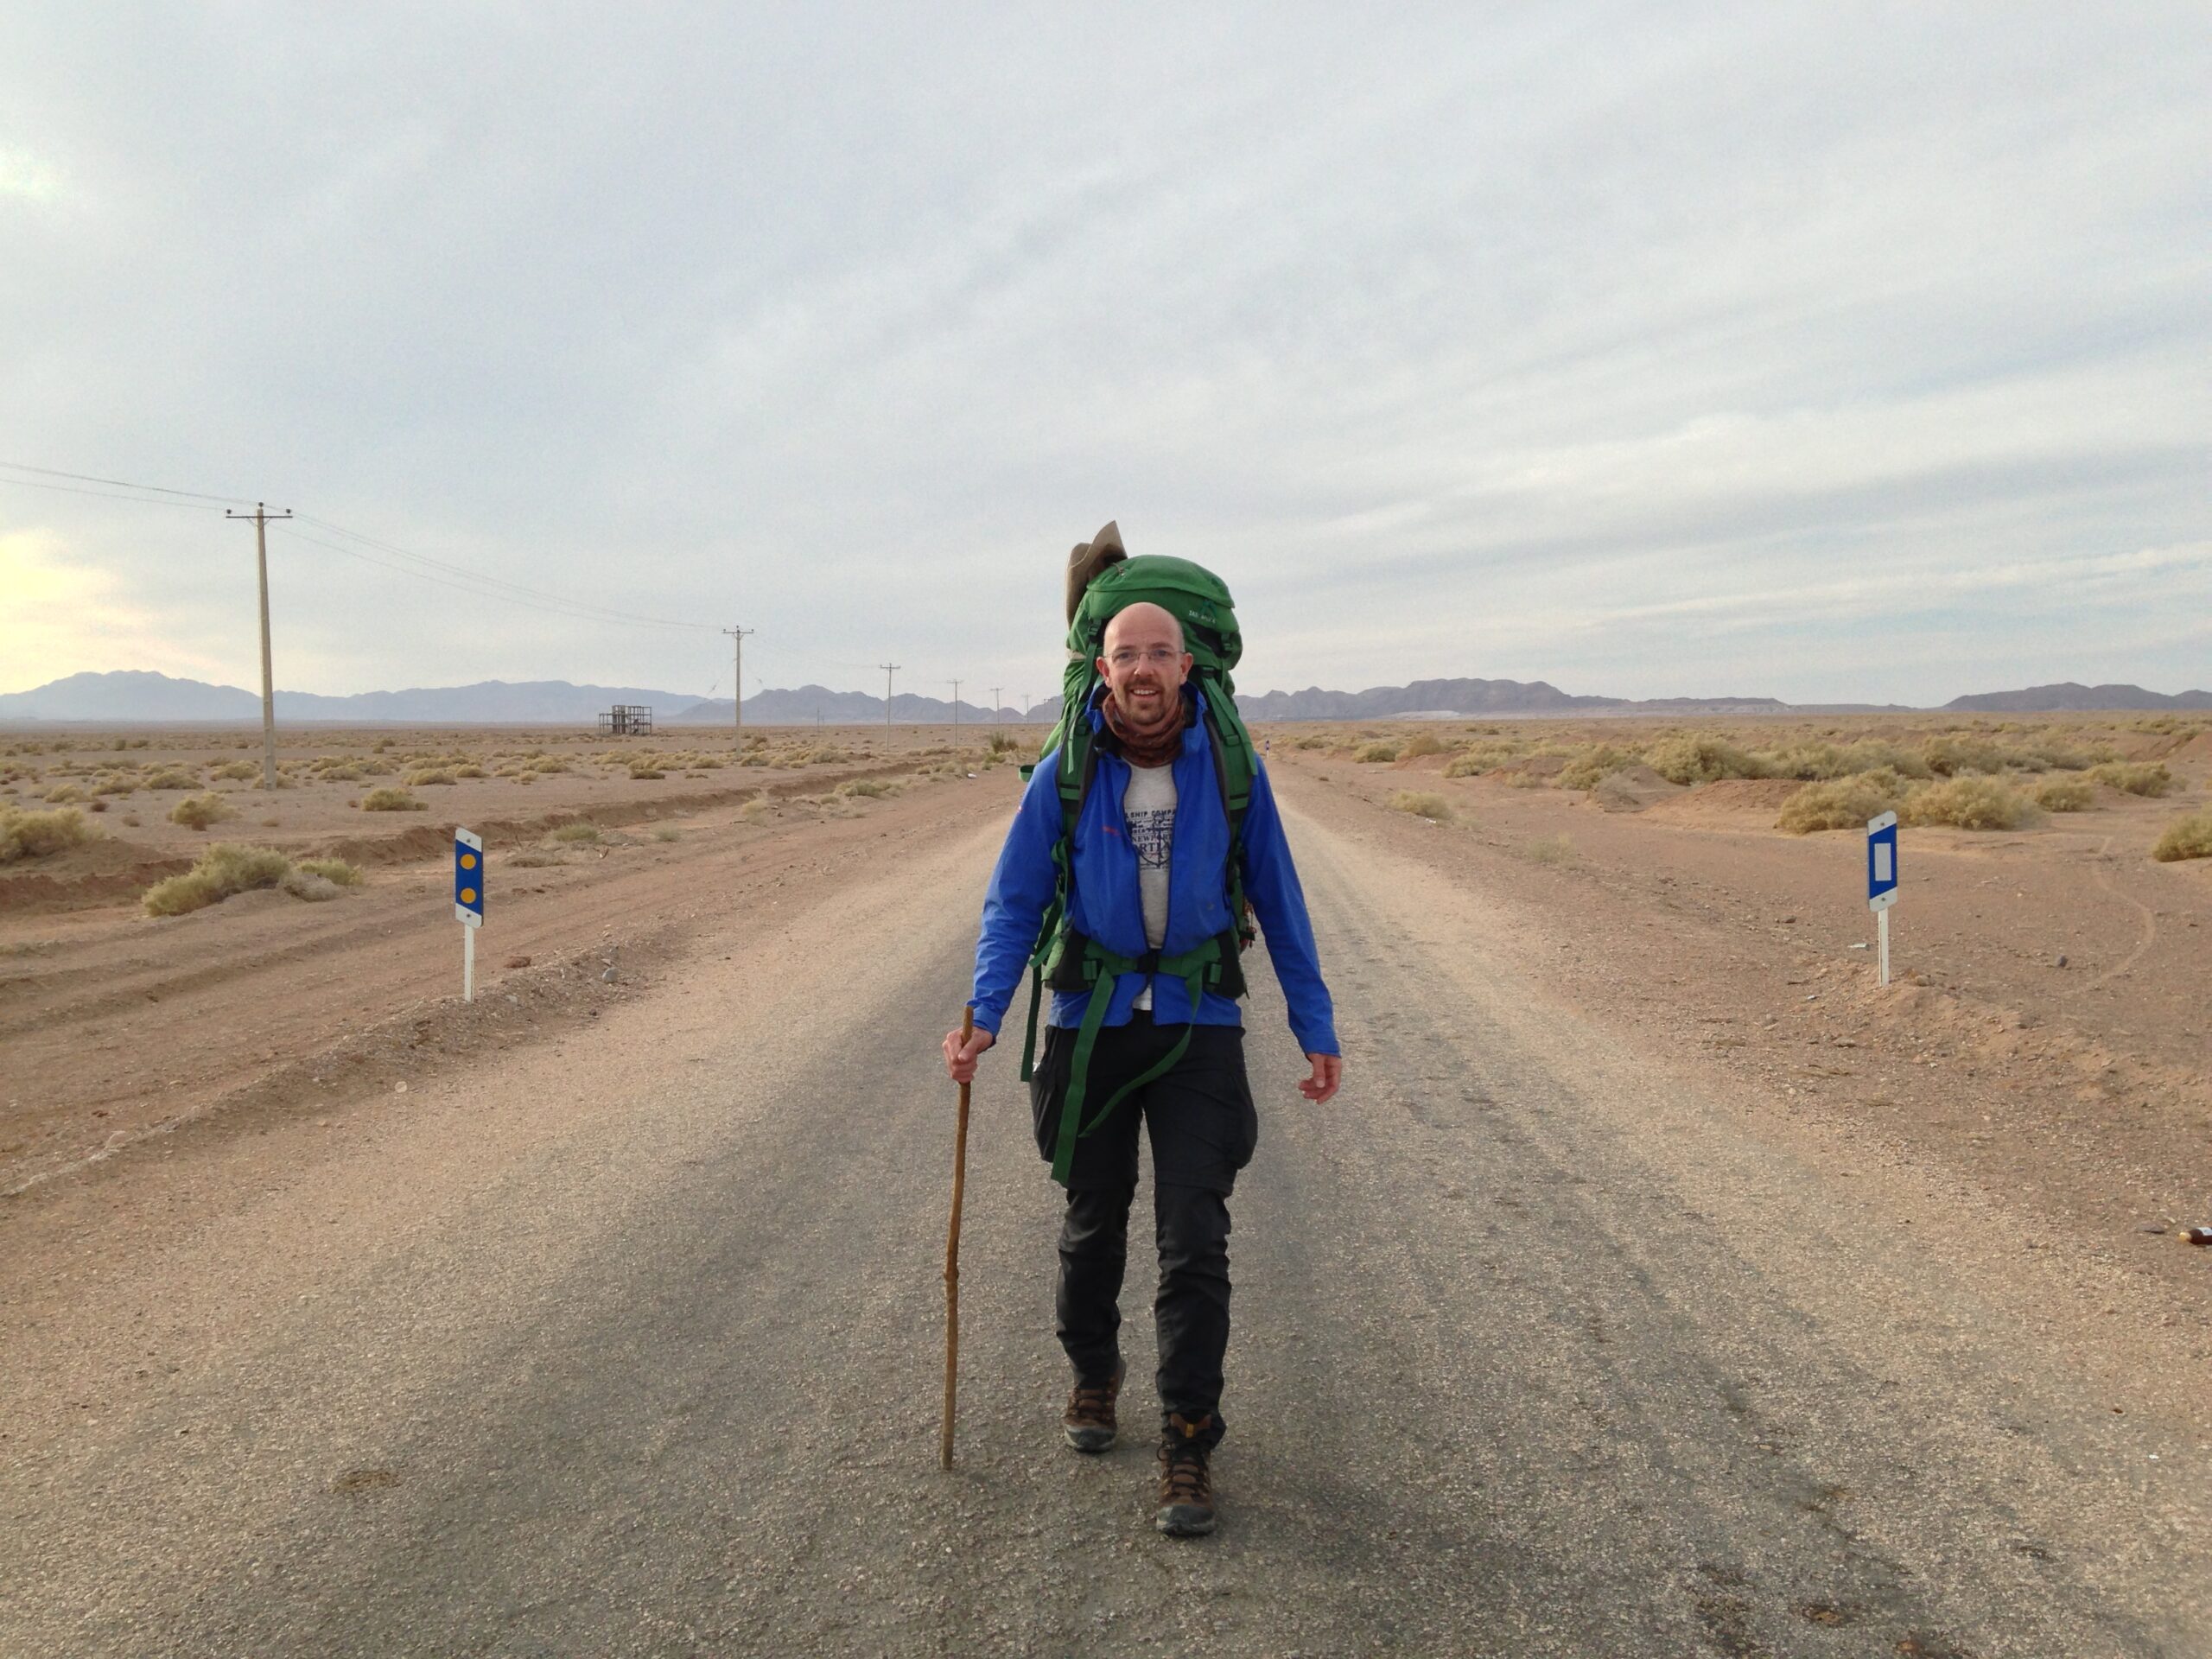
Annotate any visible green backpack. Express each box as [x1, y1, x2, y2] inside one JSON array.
[[1018, 522, 1261, 1182]]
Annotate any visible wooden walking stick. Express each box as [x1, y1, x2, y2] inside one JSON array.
[[941, 1007, 974, 1469]]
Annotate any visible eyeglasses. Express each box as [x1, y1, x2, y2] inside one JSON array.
[[1107, 647, 1182, 669]]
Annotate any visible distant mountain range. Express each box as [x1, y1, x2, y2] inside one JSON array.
[[1940, 682, 2212, 713], [3, 670, 2206, 725]]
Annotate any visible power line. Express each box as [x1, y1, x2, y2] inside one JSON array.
[[0, 459, 254, 505], [0, 472, 232, 512], [0, 456, 720, 636], [275, 523, 715, 634]]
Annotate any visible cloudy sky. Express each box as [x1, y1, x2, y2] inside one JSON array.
[[3, 4, 2205, 709]]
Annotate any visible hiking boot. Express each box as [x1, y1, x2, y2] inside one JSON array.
[[1062, 1358, 1126, 1453], [1154, 1412, 1217, 1535]]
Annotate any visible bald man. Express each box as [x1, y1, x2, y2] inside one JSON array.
[[944, 599, 1341, 1536]]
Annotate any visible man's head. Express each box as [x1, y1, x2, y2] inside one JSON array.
[[1097, 601, 1192, 719]]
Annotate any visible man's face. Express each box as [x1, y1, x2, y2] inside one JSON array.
[[1097, 602, 1192, 719]]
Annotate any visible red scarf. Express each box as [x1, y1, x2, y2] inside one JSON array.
[[1101, 683, 1192, 768]]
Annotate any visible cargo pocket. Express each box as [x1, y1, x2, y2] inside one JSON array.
[[1029, 1024, 1072, 1165]]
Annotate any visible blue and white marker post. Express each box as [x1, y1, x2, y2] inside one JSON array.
[[1866, 810, 1899, 987], [454, 827, 485, 1001]]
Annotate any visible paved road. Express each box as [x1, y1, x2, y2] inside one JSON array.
[[4, 798, 2205, 1656]]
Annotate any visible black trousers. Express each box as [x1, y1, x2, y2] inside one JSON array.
[[1030, 1012, 1258, 1451]]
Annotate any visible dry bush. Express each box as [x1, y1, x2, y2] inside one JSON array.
[[741, 796, 774, 822], [628, 766, 666, 780], [281, 870, 345, 902], [315, 762, 365, 781], [1355, 741, 1400, 764], [1646, 734, 1770, 785], [296, 857, 362, 886], [142, 843, 293, 916], [1556, 745, 1642, 791], [2088, 761, 2174, 798], [1919, 734, 2011, 777], [987, 731, 1024, 755], [141, 766, 199, 791], [836, 778, 898, 799], [1901, 776, 2042, 831], [210, 760, 258, 782], [2032, 777, 2094, 812], [168, 792, 232, 830], [405, 768, 457, 786], [0, 805, 92, 862], [514, 771, 538, 784], [550, 821, 601, 842], [2151, 810, 2212, 862], [1777, 770, 1911, 833], [1442, 741, 1524, 779], [1520, 834, 1575, 865], [650, 825, 682, 842], [1388, 790, 1452, 821], [1401, 732, 1448, 759], [360, 787, 427, 812], [41, 782, 87, 804], [1762, 739, 1930, 782]]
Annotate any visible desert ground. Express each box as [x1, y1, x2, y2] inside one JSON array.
[[2, 712, 2209, 1655]]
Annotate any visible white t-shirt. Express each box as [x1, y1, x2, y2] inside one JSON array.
[[1121, 762, 1176, 1012]]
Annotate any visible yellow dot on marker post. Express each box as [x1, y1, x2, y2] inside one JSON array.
[[461, 852, 477, 869], [461, 887, 477, 904]]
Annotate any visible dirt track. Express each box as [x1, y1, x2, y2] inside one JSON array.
[[3, 766, 2209, 1656]]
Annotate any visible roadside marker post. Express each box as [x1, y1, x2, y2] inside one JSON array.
[[1866, 810, 1898, 987], [454, 828, 485, 1001]]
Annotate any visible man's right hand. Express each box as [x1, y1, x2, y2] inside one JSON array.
[[943, 1021, 997, 1084]]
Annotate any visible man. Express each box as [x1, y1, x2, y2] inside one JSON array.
[[942, 597, 1342, 1537]]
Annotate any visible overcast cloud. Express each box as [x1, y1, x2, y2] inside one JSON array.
[[3, 3, 2205, 708]]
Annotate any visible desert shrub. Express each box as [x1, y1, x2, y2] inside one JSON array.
[[41, 782, 88, 804], [2032, 777, 2094, 812], [281, 870, 345, 902], [550, 821, 601, 842], [628, 766, 665, 780], [514, 771, 538, 784], [1355, 742, 1400, 764], [1442, 741, 1525, 779], [210, 760, 260, 782], [1901, 776, 2041, 831], [142, 842, 293, 916], [93, 774, 137, 796], [987, 731, 1023, 754], [0, 805, 92, 862], [2018, 737, 2108, 772], [141, 766, 198, 790], [2088, 761, 2174, 798], [314, 762, 365, 781], [1521, 834, 1574, 865], [168, 792, 232, 830], [360, 787, 427, 812], [1401, 732, 1447, 759], [1388, 790, 1452, 821], [741, 795, 775, 821], [295, 857, 362, 886], [405, 768, 457, 786], [1761, 740, 1929, 782], [1646, 734, 1770, 785], [1556, 745, 1641, 791], [650, 825, 682, 842], [690, 755, 725, 769], [1920, 735, 2011, 777], [836, 778, 897, 799], [2151, 810, 2212, 862], [1777, 769, 1912, 833]]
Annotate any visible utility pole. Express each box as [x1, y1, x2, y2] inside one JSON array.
[[226, 502, 293, 791], [721, 626, 753, 752], [988, 686, 1002, 730], [947, 678, 961, 733], [880, 664, 899, 727]]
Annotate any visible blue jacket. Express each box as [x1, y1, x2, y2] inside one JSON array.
[[969, 690, 1338, 1057]]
